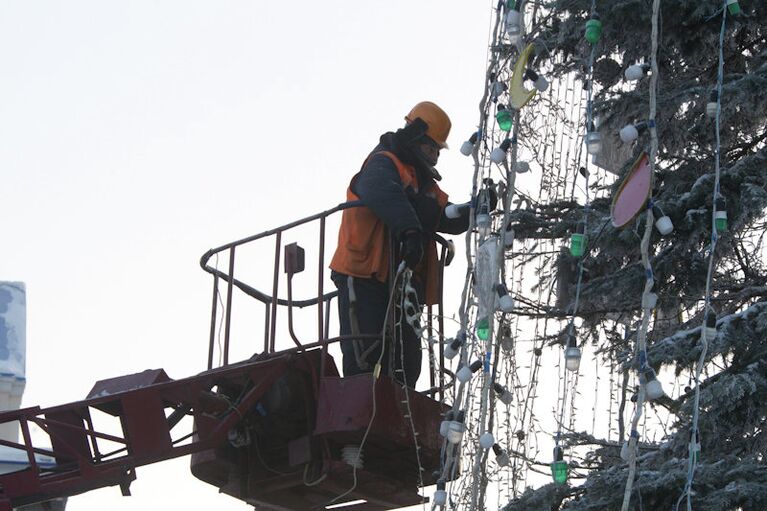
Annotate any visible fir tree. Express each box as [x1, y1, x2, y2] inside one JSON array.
[[502, 0, 767, 509]]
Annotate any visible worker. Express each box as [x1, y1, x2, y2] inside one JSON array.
[[330, 101, 494, 387]]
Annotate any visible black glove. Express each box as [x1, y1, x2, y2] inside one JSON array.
[[410, 192, 442, 233], [400, 230, 424, 270]]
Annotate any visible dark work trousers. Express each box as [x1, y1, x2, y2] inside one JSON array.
[[331, 271, 422, 387]]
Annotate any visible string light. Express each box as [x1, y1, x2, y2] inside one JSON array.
[[495, 283, 515, 313], [495, 104, 513, 131], [504, 5, 521, 44], [492, 444, 510, 466], [457, 360, 483, 383], [550, 446, 568, 484], [585, 13, 602, 44], [624, 63, 650, 81], [564, 324, 581, 372], [570, 221, 587, 257], [444, 332, 465, 360], [490, 138, 512, 163], [513, 160, 530, 173], [523, 68, 549, 92], [446, 411, 466, 444], [433, 480, 447, 507], [493, 382, 513, 405], [476, 203, 492, 238], [704, 309, 717, 341], [726, 0, 741, 15], [619, 121, 649, 143], [640, 367, 665, 401], [585, 124, 602, 155], [479, 432, 495, 449], [706, 90, 719, 118], [461, 131, 480, 156], [714, 196, 727, 233]]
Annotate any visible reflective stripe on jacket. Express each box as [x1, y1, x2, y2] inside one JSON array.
[[330, 150, 448, 305]]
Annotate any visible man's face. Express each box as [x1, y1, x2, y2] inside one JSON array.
[[417, 137, 441, 167]]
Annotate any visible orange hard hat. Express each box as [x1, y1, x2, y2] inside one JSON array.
[[404, 101, 451, 149]]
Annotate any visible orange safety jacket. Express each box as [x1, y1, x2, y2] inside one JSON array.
[[330, 151, 449, 305]]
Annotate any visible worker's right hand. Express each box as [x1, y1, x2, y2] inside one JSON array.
[[400, 230, 424, 270]]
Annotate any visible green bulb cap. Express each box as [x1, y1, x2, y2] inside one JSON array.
[[585, 19, 602, 44], [570, 233, 586, 257], [551, 460, 568, 484], [477, 317, 490, 341], [496, 110, 513, 132], [727, 0, 741, 15]]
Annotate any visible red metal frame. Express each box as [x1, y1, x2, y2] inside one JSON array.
[[0, 202, 459, 510]]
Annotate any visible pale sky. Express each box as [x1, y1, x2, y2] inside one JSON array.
[[1, 2, 494, 509]]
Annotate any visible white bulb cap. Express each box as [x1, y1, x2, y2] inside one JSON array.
[[620, 124, 639, 143], [433, 489, 447, 506], [585, 132, 602, 155], [655, 216, 674, 235], [447, 423, 464, 444], [705, 326, 717, 341], [620, 440, 631, 461], [625, 64, 645, 81], [498, 294, 515, 313], [444, 343, 459, 360], [564, 346, 581, 371], [480, 432, 495, 449], [439, 420, 449, 438], [514, 161, 530, 173], [505, 10, 520, 28], [504, 228, 515, 247], [456, 365, 473, 383], [645, 379, 665, 400], [706, 102, 718, 118], [490, 147, 507, 164], [460, 140, 474, 156], [534, 76, 548, 92], [642, 292, 658, 310]]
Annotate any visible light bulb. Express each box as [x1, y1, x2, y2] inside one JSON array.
[[490, 81, 507, 102], [490, 138, 512, 164], [620, 124, 639, 143], [477, 316, 490, 341], [625, 63, 650, 81], [439, 410, 454, 437], [714, 196, 727, 233], [564, 346, 581, 371], [476, 207, 492, 238], [726, 0, 741, 15], [496, 284, 514, 313], [457, 360, 482, 383], [641, 292, 658, 310], [433, 480, 447, 506], [642, 367, 665, 400], [570, 222, 586, 257], [704, 310, 717, 341], [551, 446, 568, 484], [494, 382, 513, 405], [460, 131, 479, 156], [443, 335, 463, 360], [706, 90, 718, 118], [446, 411, 465, 444], [584, 14, 602, 44], [496, 104, 513, 131], [513, 161, 530, 173], [493, 444, 510, 467], [524, 68, 548, 92], [655, 215, 674, 235], [504, 226, 515, 247], [620, 440, 631, 461], [480, 432, 495, 449], [585, 130, 602, 155]]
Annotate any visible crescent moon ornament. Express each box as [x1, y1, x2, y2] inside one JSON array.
[[508, 44, 538, 110]]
